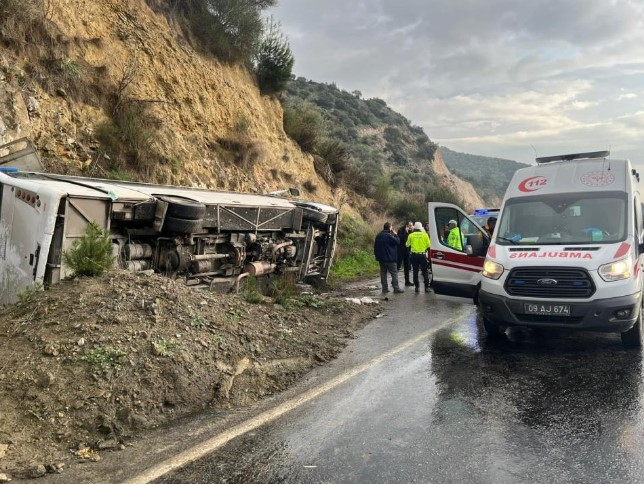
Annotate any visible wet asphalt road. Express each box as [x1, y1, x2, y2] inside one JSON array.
[[154, 287, 644, 484]]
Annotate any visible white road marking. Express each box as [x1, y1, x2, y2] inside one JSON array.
[[125, 307, 470, 484]]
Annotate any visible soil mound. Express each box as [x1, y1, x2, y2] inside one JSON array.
[[0, 271, 377, 478]]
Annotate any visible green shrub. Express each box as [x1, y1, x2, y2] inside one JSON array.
[[62, 222, 114, 277], [283, 101, 324, 153], [82, 347, 126, 368], [241, 276, 263, 304], [96, 101, 158, 168], [425, 185, 465, 208], [269, 274, 297, 306], [255, 17, 294, 94], [176, 0, 276, 64], [316, 138, 349, 183]]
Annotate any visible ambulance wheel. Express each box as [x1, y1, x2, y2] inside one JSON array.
[[483, 317, 505, 338], [621, 302, 643, 348]]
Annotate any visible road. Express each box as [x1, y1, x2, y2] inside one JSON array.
[[143, 285, 644, 484]]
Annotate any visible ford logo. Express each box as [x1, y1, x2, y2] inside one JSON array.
[[537, 278, 558, 286]]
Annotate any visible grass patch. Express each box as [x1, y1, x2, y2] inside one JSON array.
[[82, 347, 126, 368], [330, 248, 379, 281], [241, 277, 263, 304], [17, 282, 44, 305], [191, 313, 206, 329], [153, 338, 179, 357]]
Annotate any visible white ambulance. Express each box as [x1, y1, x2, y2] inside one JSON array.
[[427, 151, 644, 347]]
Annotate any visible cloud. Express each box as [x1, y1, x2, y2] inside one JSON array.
[[272, 0, 644, 163]]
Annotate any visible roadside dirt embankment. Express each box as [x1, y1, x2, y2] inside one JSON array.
[[0, 271, 378, 479]]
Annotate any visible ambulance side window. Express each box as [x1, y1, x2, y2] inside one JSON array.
[[434, 207, 486, 255]]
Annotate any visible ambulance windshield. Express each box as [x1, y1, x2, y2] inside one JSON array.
[[496, 192, 628, 245]]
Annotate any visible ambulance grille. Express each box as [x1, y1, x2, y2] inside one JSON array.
[[505, 267, 595, 299]]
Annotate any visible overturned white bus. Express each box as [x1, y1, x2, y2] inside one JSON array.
[[0, 167, 338, 305]]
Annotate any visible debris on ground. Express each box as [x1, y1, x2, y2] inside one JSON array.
[[0, 271, 379, 478], [345, 297, 379, 305]]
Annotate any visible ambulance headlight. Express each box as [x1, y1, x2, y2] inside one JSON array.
[[482, 259, 504, 280], [599, 258, 632, 282]]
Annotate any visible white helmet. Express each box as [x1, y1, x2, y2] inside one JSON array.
[[448, 219, 457, 226], [414, 222, 424, 231]]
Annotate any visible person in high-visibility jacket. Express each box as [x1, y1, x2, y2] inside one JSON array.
[[447, 219, 465, 251], [406, 222, 431, 293]]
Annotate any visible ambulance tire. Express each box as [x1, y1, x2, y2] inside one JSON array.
[[157, 196, 206, 220], [621, 302, 643, 348], [483, 317, 506, 338]]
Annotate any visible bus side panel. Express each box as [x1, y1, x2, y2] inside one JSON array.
[[0, 184, 60, 305]]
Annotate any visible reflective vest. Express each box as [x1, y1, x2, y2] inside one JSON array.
[[447, 227, 464, 251], [406, 231, 431, 253]]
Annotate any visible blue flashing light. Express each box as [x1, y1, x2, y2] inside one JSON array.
[[0, 167, 19, 173], [474, 209, 489, 215]]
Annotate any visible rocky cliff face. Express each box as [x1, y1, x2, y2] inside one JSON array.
[[0, 0, 480, 215], [432, 149, 486, 211], [1, 0, 340, 199]]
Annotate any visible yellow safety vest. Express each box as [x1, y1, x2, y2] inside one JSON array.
[[447, 227, 464, 251], [406, 231, 431, 253]]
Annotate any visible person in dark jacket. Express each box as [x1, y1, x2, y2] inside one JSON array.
[[397, 221, 414, 286], [374, 222, 404, 294]]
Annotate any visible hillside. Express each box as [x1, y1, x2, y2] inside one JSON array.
[[284, 77, 485, 210], [0, 0, 341, 205], [440, 147, 529, 206]]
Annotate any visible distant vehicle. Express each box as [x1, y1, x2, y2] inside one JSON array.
[[427, 150, 644, 348], [470, 208, 499, 229], [0, 145, 338, 305]]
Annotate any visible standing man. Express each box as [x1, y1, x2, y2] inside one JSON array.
[[406, 222, 431, 293], [397, 221, 414, 287], [447, 219, 465, 251], [485, 217, 497, 239], [374, 222, 404, 294]]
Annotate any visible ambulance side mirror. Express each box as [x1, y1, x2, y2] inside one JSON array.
[[639, 242, 644, 255]]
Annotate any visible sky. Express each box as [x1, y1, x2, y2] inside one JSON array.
[[271, 0, 644, 167]]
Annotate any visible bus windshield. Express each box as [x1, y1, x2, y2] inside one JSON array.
[[496, 192, 628, 245]]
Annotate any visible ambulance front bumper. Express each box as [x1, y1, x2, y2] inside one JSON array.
[[479, 290, 641, 333]]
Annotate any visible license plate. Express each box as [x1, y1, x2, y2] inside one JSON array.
[[523, 303, 571, 316]]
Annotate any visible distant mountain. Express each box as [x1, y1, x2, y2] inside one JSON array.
[[285, 77, 485, 209], [440, 147, 530, 205]]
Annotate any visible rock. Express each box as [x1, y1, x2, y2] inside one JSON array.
[[45, 463, 64, 474], [74, 447, 100, 462], [55, 88, 67, 97], [37, 371, 56, 389], [27, 464, 47, 478], [43, 344, 59, 356], [0, 473, 11, 482], [26, 97, 39, 117], [97, 438, 119, 450], [77, 337, 85, 346], [0, 444, 7, 459]]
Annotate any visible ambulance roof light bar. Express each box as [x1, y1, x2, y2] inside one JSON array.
[[535, 150, 610, 164]]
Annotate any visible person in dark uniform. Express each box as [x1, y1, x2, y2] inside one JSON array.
[[374, 222, 404, 294], [397, 221, 414, 287]]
